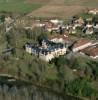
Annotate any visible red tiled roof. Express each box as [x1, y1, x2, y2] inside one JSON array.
[[81, 46, 98, 57], [74, 38, 91, 48]]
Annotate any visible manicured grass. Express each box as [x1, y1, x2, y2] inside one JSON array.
[[0, 0, 42, 13]]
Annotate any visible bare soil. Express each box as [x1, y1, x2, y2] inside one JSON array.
[[27, 0, 98, 18], [28, 5, 85, 18]]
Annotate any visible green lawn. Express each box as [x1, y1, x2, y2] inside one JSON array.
[[0, 0, 42, 13]]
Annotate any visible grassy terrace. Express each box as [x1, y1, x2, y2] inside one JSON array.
[[0, 0, 42, 13]]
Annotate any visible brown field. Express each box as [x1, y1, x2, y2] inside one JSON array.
[[28, 5, 85, 18], [27, 0, 98, 18]]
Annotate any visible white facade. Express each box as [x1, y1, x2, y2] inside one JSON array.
[[39, 53, 54, 62], [47, 27, 59, 32], [86, 24, 93, 28], [74, 23, 82, 28], [93, 24, 98, 29], [39, 47, 67, 62], [89, 9, 98, 15], [73, 42, 92, 52], [25, 43, 67, 62], [50, 19, 63, 25], [85, 29, 94, 35], [50, 38, 64, 43], [5, 17, 14, 25], [25, 45, 32, 54], [36, 23, 45, 27], [91, 55, 98, 59]]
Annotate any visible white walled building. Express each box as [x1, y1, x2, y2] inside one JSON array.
[[88, 9, 98, 15], [25, 43, 32, 54], [48, 34, 72, 44], [25, 40, 67, 62]]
